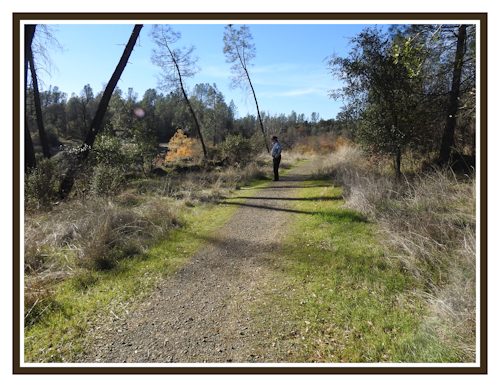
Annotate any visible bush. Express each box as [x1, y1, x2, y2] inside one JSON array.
[[164, 129, 199, 162], [220, 134, 253, 165], [89, 164, 125, 197], [45, 127, 61, 147], [89, 131, 131, 168], [130, 123, 160, 176], [25, 158, 59, 209]]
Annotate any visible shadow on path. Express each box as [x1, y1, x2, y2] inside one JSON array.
[[228, 195, 343, 202], [217, 200, 317, 215]]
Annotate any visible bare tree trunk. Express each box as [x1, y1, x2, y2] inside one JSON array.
[[438, 24, 467, 165], [238, 58, 270, 152], [224, 25, 269, 152], [180, 86, 207, 158], [244, 66, 269, 152], [164, 41, 207, 159], [395, 148, 402, 181], [26, 25, 51, 159], [24, 118, 36, 172], [24, 25, 36, 171], [58, 24, 143, 200]]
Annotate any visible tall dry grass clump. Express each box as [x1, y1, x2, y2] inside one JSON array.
[[25, 197, 179, 272], [320, 145, 477, 360], [378, 169, 477, 359], [24, 196, 180, 325], [254, 149, 310, 171], [317, 145, 397, 217], [24, 158, 271, 326]]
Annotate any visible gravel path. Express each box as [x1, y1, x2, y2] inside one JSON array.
[[77, 159, 321, 363]]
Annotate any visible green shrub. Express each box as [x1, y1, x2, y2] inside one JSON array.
[[89, 164, 125, 197], [45, 127, 61, 147], [220, 134, 254, 165], [206, 145, 224, 162], [130, 122, 160, 176], [25, 158, 59, 209], [89, 131, 131, 168]]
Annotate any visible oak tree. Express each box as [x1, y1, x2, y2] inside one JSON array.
[[391, 24, 476, 165], [327, 27, 425, 179]]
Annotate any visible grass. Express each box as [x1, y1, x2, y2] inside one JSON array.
[[322, 146, 476, 359], [22, 150, 308, 363], [248, 179, 469, 363], [23, 149, 474, 363], [23, 161, 275, 363]]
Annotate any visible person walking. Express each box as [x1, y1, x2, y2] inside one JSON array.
[[270, 136, 282, 181]]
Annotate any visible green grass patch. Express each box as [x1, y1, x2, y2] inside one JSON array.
[[250, 180, 465, 363], [23, 176, 270, 363]]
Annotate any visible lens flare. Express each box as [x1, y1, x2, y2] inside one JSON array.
[[133, 108, 145, 118]]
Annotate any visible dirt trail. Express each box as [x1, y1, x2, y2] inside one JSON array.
[[77, 159, 321, 363]]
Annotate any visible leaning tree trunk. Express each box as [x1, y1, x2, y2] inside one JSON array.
[[438, 24, 467, 165], [239, 59, 269, 152], [247, 69, 269, 152], [180, 85, 208, 158], [26, 25, 51, 159], [58, 24, 143, 200], [24, 118, 36, 173], [164, 40, 207, 159]]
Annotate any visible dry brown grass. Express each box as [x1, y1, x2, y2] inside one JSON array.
[[23, 160, 272, 325], [319, 145, 477, 359], [24, 197, 179, 272], [24, 193, 180, 325], [253, 149, 311, 172]]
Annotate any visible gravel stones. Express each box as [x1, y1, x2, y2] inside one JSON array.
[[76, 160, 320, 364]]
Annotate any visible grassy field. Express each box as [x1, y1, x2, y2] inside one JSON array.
[[248, 179, 471, 363], [23, 151, 475, 363]]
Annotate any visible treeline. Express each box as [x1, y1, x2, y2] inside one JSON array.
[[26, 82, 342, 155], [25, 22, 477, 197]]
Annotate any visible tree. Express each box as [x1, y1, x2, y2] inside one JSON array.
[[150, 24, 207, 158], [437, 25, 470, 164], [59, 24, 143, 199], [164, 129, 197, 162], [43, 86, 68, 139], [223, 25, 269, 152], [78, 84, 95, 136], [192, 83, 231, 145], [24, 26, 36, 171], [326, 27, 425, 179], [390, 24, 476, 164], [26, 25, 51, 159]]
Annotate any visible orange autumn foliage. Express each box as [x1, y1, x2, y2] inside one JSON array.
[[164, 129, 198, 162], [333, 136, 355, 149]]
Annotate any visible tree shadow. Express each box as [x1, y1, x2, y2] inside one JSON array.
[[256, 184, 332, 189], [217, 198, 367, 222], [231, 196, 344, 202], [217, 200, 317, 215]]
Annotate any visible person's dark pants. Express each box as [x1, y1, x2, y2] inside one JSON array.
[[273, 155, 281, 181]]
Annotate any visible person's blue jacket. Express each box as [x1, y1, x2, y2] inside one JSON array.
[[271, 141, 282, 157]]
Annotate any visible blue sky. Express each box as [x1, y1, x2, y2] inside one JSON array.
[[36, 22, 386, 121]]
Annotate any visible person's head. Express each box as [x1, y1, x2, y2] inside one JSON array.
[[271, 136, 278, 143]]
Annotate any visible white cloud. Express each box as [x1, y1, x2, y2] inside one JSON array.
[[260, 86, 326, 98], [200, 65, 232, 79]]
